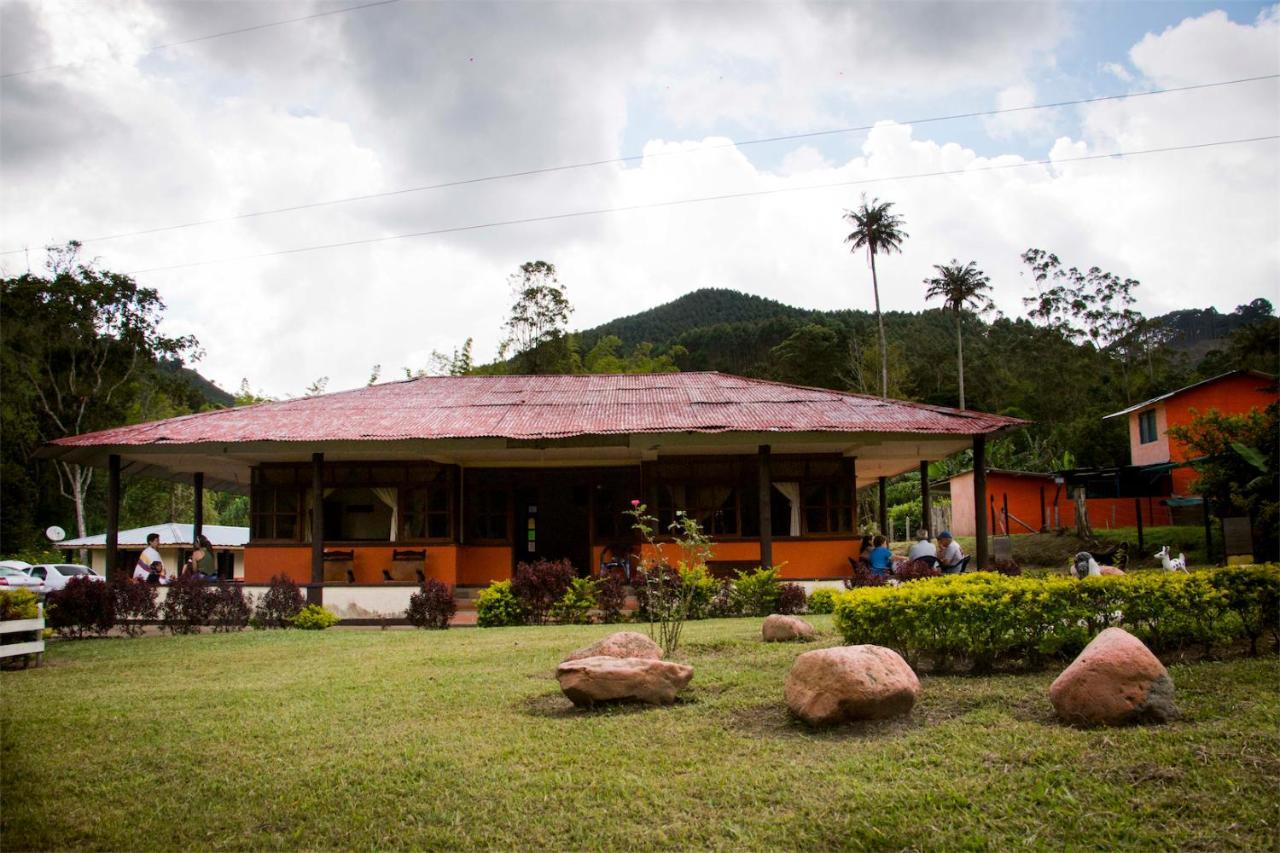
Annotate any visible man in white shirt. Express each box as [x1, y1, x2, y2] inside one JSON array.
[[906, 529, 936, 561], [138, 533, 163, 578], [937, 531, 965, 571]]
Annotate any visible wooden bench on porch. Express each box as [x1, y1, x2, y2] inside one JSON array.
[[383, 549, 426, 583]]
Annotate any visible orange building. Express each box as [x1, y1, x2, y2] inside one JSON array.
[[44, 373, 1023, 614], [1104, 370, 1277, 497]]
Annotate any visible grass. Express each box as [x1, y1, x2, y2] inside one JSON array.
[[3, 619, 1278, 850]]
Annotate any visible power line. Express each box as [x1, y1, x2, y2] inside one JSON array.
[[0, 0, 400, 80], [3, 72, 1274, 257], [124, 134, 1279, 276]]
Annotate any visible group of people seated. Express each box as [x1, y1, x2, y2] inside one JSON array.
[[863, 528, 967, 577], [130, 533, 221, 585]]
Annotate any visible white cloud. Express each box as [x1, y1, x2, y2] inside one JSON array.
[[983, 83, 1059, 140], [1, 1, 1276, 399]]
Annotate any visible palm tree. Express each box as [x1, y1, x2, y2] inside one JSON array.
[[923, 260, 993, 410], [843, 195, 908, 398]]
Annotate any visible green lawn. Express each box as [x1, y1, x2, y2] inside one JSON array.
[[3, 619, 1278, 850]]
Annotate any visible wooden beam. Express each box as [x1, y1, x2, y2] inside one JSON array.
[[847, 456, 858, 533], [309, 452, 324, 606], [106, 454, 120, 581], [1134, 497, 1144, 553], [192, 472, 204, 544], [974, 435, 988, 571], [919, 460, 931, 537], [877, 476, 888, 537], [758, 445, 772, 568]]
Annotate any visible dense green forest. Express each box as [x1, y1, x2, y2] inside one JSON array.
[[2, 245, 1276, 557]]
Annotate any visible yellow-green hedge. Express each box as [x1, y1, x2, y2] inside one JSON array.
[[831, 565, 1280, 670]]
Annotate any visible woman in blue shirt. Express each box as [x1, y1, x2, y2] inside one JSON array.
[[867, 535, 894, 575]]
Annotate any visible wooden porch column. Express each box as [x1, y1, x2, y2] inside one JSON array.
[[192, 472, 204, 544], [309, 452, 324, 606], [1134, 497, 1144, 553], [919, 460, 931, 537], [974, 435, 988, 571], [106, 454, 120, 580], [877, 476, 888, 538], [758, 445, 772, 568]]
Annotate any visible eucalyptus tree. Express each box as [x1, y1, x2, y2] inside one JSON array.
[[843, 195, 908, 398], [924, 260, 994, 410]]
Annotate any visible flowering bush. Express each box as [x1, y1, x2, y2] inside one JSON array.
[[290, 603, 339, 630], [806, 587, 838, 614], [511, 559, 576, 625], [476, 580, 524, 628], [832, 567, 1278, 672], [551, 577, 598, 625], [406, 578, 456, 629]]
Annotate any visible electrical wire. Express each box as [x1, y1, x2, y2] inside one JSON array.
[[3, 72, 1274, 256], [0, 0, 400, 80], [123, 134, 1279, 276]]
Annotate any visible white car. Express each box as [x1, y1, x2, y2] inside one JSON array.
[[26, 563, 103, 592], [0, 565, 46, 593]]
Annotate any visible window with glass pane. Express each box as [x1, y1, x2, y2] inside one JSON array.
[[402, 481, 451, 540], [803, 482, 852, 534], [251, 484, 301, 540], [1138, 410, 1157, 444], [470, 487, 509, 541]]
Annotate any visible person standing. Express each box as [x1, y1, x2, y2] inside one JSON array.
[[137, 532, 164, 580]]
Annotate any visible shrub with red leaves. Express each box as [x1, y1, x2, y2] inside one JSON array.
[[992, 559, 1022, 577], [253, 574, 305, 629], [110, 576, 157, 638], [511, 559, 576, 625], [894, 559, 942, 582], [209, 584, 252, 632], [47, 576, 115, 638], [406, 578, 456, 629], [844, 560, 886, 589], [595, 573, 627, 623], [776, 582, 807, 614], [161, 573, 216, 634]]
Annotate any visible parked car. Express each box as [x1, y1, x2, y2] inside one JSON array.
[[26, 564, 102, 592], [0, 565, 46, 593]]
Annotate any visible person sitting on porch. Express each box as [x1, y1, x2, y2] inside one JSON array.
[[907, 529, 936, 561], [937, 531, 965, 571], [867, 536, 894, 576], [182, 548, 217, 582]]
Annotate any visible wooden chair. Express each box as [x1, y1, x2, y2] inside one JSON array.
[[323, 549, 355, 583], [386, 549, 426, 583]]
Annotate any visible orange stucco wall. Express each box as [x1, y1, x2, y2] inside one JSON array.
[[243, 546, 311, 584], [636, 538, 859, 578], [949, 472, 1174, 536], [456, 546, 513, 586], [1161, 374, 1278, 495], [1128, 404, 1171, 466], [244, 545, 460, 586]]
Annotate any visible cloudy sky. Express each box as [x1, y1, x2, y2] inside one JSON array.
[[2, 0, 1277, 397]]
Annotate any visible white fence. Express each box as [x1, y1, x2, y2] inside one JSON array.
[[0, 603, 45, 666]]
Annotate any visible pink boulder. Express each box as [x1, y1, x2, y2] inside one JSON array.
[[762, 614, 815, 642], [1099, 566, 1125, 576], [1049, 627, 1176, 726], [785, 645, 920, 726], [556, 656, 693, 706], [563, 631, 662, 663]]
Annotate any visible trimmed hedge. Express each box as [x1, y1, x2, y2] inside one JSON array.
[[832, 566, 1280, 672]]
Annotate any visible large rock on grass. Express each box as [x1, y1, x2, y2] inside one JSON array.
[[556, 656, 693, 707], [762, 614, 815, 642], [1049, 627, 1175, 726], [785, 645, 920, 726], [563, 631, 662, 663]]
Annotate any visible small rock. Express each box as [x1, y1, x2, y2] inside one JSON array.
[[785, 645, 920, 726], [1099, 566, 1125, 576], [562, 631, 662, 663], [556, 656, 693, 707], [1049, 627, 1176, 726], [762, 614, 815, 642]]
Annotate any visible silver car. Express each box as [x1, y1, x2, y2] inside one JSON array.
[[26, 564, 103, 592], [0, 565, 46, 593]]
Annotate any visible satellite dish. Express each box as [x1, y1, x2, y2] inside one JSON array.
[[46, 526, 66, 543]]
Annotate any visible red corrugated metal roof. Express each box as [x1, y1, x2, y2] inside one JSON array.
[[51, 372, 1025, 447]]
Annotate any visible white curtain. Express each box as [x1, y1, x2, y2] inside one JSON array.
[[371, 487, 399, 542], [304, 488, 337, 539], [772, 482, 801, 536]]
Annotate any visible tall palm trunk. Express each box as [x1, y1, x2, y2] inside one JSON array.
[[955, 311, 966, 410], [869, 249, 887, 398]]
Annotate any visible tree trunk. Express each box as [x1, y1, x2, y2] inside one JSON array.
[[1074, 486, 1093, 542], [955, 312, 966, 410], [869, 249, 887, 398]]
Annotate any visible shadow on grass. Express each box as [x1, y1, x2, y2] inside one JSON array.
[[518, 690, 701, 719]]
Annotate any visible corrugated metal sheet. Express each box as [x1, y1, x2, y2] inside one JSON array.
[[51, 372, 1025, 447]]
